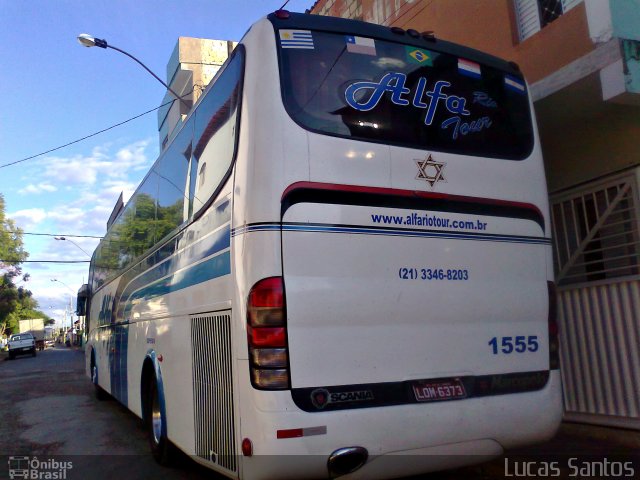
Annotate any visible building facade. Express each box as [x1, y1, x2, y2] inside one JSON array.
[[158, 37, 236, 151], [309, 0, 640, 429]]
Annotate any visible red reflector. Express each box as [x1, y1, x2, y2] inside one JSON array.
[[249, 326, 287, 347], [548, 281, 559, 335], [242, 438, 253, 456], [248, 277, 284, 308], [275, 9, 291, 19], [548, 281, 558, 324], [277, 428, 303, 439], [548, 281, 560, 370]]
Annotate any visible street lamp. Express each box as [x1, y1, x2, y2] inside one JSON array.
[[51, 278, 74, 293], [51, 279, 77, 345], [77, 33, 190, 109], [49, 305, 64, 337], [54, 236, 91, 257]]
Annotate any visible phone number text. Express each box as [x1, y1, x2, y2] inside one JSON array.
[[399, 268, 469, 281]]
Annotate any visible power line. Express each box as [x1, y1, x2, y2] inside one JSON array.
[[0, 102, 169, 169], [0, 88, 192, 170], [17, 232, 103, 239], [0, 260, 90, 263]]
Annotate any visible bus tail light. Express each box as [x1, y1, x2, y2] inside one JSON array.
[[247, 277, 290, 389], [548, 281, 560, 370], [242, 438, 253, 457]]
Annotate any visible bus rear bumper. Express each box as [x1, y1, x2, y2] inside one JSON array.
[[241, 438, 502, 480], [240, 370, 562, 479], [348, 439, 503, 480]]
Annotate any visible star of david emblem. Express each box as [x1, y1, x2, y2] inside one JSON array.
[[416, 154, 446, 187]]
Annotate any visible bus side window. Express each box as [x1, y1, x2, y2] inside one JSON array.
[[192, 49, 244, 215], [156, 116, 194, 240]]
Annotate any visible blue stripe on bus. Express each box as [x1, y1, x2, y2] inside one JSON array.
[[108, 323, 129, 406], [232, 222, 551, 245], [101, 200, 231, 325], [123, 251, 231, 316], [119, 225, 231, 311]]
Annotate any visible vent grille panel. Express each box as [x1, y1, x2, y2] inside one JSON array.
[[191, 312, 237, 473]]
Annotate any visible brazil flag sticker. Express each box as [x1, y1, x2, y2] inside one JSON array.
[[405, 46, 435, 66]]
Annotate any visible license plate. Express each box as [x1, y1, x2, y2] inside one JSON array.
[[412, 379, 467, 402]]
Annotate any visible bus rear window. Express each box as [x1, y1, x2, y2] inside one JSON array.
[[278, 30, 533, 160]]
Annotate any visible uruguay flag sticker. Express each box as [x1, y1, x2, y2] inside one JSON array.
[[280, 30, 314, 49]]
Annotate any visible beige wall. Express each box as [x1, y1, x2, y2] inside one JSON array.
[[540, 103, 640, 192]]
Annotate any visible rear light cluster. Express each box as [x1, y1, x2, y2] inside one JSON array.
[[548, 281, 560, 370], [247, 277, 290, 389]]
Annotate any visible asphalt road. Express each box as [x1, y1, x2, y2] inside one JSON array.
[[0, 346, 214, 480], [0, 347, 638, 480]]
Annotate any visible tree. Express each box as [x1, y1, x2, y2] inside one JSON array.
[[0, 193, 28, 275], [0, 193, 29, 337], [0, 274, 19, 337], [4, 287, 54, 334]]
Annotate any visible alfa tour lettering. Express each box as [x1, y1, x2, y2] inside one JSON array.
[[344, 72, 492, 140]]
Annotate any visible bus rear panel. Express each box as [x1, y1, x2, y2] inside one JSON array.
[[234, 12, 561, 479]]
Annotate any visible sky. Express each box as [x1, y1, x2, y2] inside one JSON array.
[[0, 0, 312, 329]]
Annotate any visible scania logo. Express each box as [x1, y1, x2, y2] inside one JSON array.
[[310, 388, 374, 409], [310, 388, 330, 409]]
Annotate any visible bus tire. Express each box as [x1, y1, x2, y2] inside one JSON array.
[[91, 354, 109, 401], [146, 375, 176, 466]]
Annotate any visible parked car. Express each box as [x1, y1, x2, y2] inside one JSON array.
[[7, 332, 36, 359]]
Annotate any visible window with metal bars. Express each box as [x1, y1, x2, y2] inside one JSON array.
[[539, 0, 563, 27], [550, 172, 640, 286], [514, 0, 583, 42]]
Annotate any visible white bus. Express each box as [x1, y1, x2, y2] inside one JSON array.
[[79, 10, 562, 479]]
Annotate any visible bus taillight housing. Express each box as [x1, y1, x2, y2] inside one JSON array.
[[247, 277, 290, 389], [548, 281, 560, 370]]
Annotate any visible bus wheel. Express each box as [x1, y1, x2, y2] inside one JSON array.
[[91, 355, 108, 401], [146, 376, 176, 465]]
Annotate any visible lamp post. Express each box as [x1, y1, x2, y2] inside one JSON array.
[[77, 33, 190, 109], [54, 236, 91, 257], [51, 279, 75, 342]]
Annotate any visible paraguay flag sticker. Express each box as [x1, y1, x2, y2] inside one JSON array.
[[458, 58, 481, 79], [504, 74, 526, 94], [279, 30, 314, 49]]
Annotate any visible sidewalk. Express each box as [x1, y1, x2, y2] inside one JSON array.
[[514, 421, 640, 455], [470, 422, 640, 479]]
